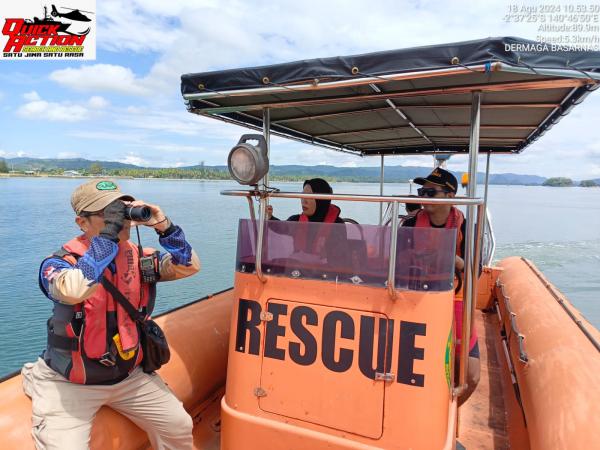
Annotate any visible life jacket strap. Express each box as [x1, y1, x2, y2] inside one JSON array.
[[47, 331, 79, 351], [99, 352, 116, 367]]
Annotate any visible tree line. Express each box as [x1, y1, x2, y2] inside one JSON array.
[[2, 158, 598, 186], [542, 177, 598, 187]]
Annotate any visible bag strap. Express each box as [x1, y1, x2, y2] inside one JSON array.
[[100, 277, 145, 323], [48, 331, 79, 351]]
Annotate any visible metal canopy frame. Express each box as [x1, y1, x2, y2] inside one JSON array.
[[186, 71, 597, 157], [190, 78, 585, 114]]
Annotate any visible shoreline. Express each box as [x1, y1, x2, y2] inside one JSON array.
[[0, 174, 576, 187]]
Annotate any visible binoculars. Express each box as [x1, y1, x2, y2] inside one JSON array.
[[124, 205, 152, 222]]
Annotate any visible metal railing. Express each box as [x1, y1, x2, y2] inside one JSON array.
[[222, 189, 483, 297], [481, 208, 496, 267]]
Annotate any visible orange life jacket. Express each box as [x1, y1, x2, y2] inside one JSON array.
[[294, 204, 341, 254], [414, 207, 464, 257], [43, 235, 156, 384], [413, 208, 477, 354]]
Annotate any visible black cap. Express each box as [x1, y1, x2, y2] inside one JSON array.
[[414, 168, 458, 193]]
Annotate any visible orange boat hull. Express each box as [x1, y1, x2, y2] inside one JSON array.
[[1, 258, 599, 449], [0, 290, 233, 450]]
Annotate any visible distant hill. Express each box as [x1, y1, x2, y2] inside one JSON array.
[[181, 163, 547, 185], [4, 157, 547, 185], [4, 157, 140, 171]]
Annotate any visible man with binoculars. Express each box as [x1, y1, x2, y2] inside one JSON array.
[[22, 179, 200, 449]]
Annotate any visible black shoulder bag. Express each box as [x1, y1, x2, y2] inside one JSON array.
[[100, 277, 170, 373]]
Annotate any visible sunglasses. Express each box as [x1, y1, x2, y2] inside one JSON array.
[[417, 187, 449, 198], [80, 210, 104, 218]]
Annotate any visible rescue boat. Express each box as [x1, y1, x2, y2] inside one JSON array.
[[2, 37, 599, 449]]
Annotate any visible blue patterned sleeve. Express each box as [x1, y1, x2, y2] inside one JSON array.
[[39, 236, 117, 302], [75, 236, 118, 283], [39, 257, 75, 301], [159, 225, 193, 266]]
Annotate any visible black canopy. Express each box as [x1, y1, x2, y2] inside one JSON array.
[[181, 37, 600, 156]]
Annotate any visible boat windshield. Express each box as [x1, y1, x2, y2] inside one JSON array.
[[236, 219, 456, 292]]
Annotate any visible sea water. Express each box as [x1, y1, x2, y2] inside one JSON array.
[[0, 177, 598, 376]]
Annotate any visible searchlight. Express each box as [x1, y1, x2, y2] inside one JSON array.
[[227, 134, 269, 185]]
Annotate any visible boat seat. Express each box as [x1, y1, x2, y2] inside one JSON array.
[[347, 239, 368, 273]]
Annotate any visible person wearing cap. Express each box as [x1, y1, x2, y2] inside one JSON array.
[[402, 168, 467, 266], [401, 168, 480, 405], [22, 179, 200, 449]]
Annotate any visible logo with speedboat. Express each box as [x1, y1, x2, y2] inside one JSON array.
[[1, 1, 96, 60]]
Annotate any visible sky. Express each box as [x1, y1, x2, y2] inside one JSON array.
[[1, 0, 600, 179]]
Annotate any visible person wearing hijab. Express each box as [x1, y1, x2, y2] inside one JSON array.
[[268, 178, 344, 224], [267, 178, 348, 266]]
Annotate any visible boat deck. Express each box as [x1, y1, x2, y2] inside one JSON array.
[[458, 310, 510, 450], [191, 389, 222, 450]]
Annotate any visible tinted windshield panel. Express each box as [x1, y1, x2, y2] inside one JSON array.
[[236, 219, 456, 292]]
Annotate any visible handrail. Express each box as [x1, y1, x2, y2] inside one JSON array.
[[456, 92, 481, 401], [255, 197, 267, 283], [497, 281, 529, 363], [231, 188, 482, 298], [222, 189, 484, 206], [520, 257, 600, 353], [387, 202, 400, 299], [482, 207, 496, 266]]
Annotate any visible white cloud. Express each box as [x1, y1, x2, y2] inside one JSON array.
[[7, 0, 599, 178], [88, 96, 109, 109], [90, 0, 521, 99], [59, 1, 517, 98], [97, 1, 189, 53], [23, 91, 41, 101], [68, 130, 146, 143], [16, 92, 109, 122], [122, 153, 150, 166], [0, 150, 30, 158], [133, 143, 203, 153], [115, 108, 243, 138], [18, 100, 89, 122], [49, 64, 152, 96], [57, 152, 81, 158]]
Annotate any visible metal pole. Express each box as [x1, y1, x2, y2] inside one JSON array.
[[246, 196, 258, 244], [483, 152, 491, 209], [255, 196, 267, 283], [260, 107, 271, 249], [458, 91, 481, 397], [387, 202, 399, 299], [222, 190, 483, 206], [246, 196, 256, 222], [262, 108, 271, 189], [471, 203, 485, 323], [379, 155, 385, 225], [481, 153, 491, 264]]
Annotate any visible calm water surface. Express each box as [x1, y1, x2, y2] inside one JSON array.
[[1, 177, 599, 376]]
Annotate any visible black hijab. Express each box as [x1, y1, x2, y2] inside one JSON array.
[[303, 178, 333, 222]]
